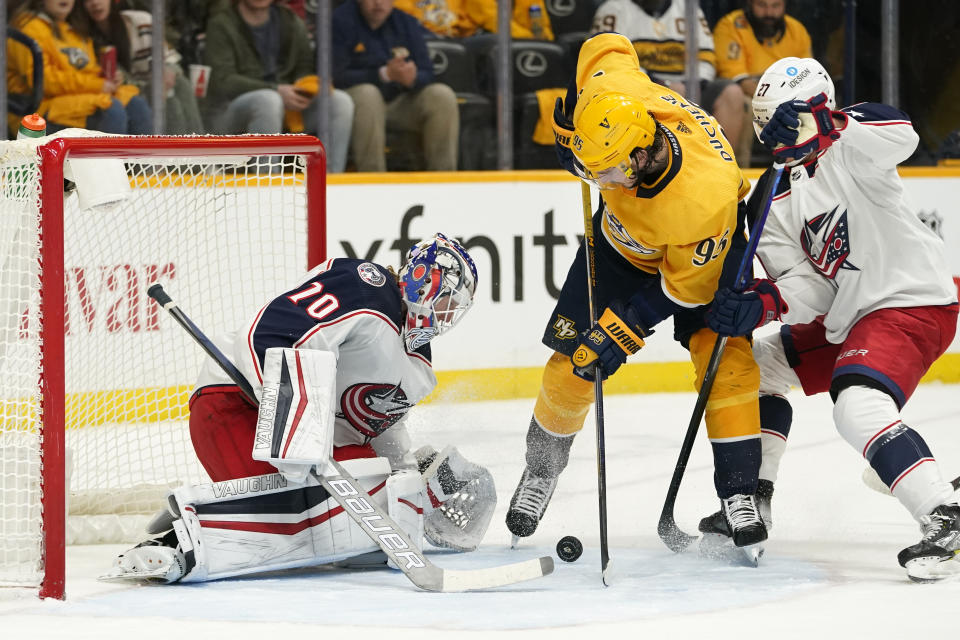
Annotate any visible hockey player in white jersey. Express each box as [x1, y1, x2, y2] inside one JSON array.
[[704, 57, 960, 581], [104, 233, 495, 583]]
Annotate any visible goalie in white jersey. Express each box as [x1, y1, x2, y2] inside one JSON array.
[[105, 233, 495, 584], [704, 57, 960, 582]]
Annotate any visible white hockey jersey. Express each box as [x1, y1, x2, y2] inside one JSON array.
[[591, 0, 717, 85], [195, 258, 436, 461], [755, 103, 958, 343]]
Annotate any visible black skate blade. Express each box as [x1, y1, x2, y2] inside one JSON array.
[[699, 533, 764, 567]]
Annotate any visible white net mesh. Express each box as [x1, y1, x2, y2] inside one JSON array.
[[0, 134, 321, 589]]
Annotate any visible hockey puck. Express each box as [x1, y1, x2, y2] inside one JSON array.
[[556, 535, 583, 562]]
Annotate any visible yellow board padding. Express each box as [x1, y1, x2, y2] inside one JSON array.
[[129, 171, 304, 190], [326, 166, 960, 187], [427, 350, 960, 404], [3, 354, 958, 432], [63, 385, 193, 429], [426, 359, 699, 404]]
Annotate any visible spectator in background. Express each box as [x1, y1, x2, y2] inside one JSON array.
[[393, 0, 554, 40], [592, 0, 748, 166], [6, 0, 152, 135], [203, 0, 354, 172], [128, 0, 218, 68], [333, 0, 459, 171], [712, 0, 811, 165], [79, 0, 205, 135], [713, 0, 812, 97]]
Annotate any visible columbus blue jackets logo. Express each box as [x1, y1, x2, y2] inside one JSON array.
[[338, 382, 412, 438], [357, 262, 386, 286], [800, 206, 859, 278]]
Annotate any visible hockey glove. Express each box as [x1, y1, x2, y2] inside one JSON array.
[[552, 96, 574, 149], [761, 93, 844, 161], [706, 279, 787, 337], [572, 300, 649, 381]]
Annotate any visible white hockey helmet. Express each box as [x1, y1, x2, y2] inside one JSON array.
[[752, 57, 836, 141], [398, 233, 478, 351]]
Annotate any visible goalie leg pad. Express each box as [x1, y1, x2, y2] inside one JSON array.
[[171, 458, 412, 582]]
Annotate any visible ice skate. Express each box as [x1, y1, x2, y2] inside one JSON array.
[[897, 504, 960, 583], [698, 494, 767, 566], [506, 466, 558, 546], [99, 534, 186, 584]]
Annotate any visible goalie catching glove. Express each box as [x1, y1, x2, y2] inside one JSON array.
[[415, 445, 497, 552], [760, 92, 845, 161], [706, 279, 787, 337], [572, 300, 651, 381]]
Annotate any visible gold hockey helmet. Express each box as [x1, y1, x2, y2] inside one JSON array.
[[572, 92, 657, 187]]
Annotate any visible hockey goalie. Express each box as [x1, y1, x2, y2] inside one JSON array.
[[103, 233, 496, 583]]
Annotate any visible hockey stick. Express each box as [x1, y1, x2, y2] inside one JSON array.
[[147, 284, 554, 592], [657, 163, 785, 553], [578, 182, 611, 585]]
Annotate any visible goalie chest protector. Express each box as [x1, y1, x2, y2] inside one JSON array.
[[196, 258, 437, 446]]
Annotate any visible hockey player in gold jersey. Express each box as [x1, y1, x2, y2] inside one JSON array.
[[506, 32, 767, 553]]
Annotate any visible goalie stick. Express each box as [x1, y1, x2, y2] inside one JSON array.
[[147, 284, 554, 592], [657, 163, 785, 553]]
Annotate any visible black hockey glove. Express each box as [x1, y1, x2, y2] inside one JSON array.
[[572, 300, 650, 381], [552, 96, 574, 149], [761, 93, 844, 161], [706, 279, 787, 337]]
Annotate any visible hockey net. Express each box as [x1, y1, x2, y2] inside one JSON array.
[[0, 133, 325, 598]]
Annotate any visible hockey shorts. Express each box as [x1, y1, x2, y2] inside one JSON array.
[[782, 303, 958, 408]]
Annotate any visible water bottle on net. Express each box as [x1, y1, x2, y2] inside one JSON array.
[[17, 113, 47, 140], [7, 113, 47, 202]]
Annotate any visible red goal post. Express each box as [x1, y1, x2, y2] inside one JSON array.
[[0, 133, 326, 599]]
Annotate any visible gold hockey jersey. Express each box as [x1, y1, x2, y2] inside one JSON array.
[[574, 33, 750, 307], [713, 9, 812, 81]]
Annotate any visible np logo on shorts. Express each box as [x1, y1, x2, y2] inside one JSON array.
[[605, 207, 656, 254], [357, 262, 386, 286], [553, 315, 578, 339]]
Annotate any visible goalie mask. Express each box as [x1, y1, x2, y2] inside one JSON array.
[[753, 57, 836, 142], [399, 233, 478, 351]]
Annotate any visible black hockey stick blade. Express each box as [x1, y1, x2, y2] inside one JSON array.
[[657, 512, 699, 553]]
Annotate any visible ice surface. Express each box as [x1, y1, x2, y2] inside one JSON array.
[[3, 385, 959, 639]]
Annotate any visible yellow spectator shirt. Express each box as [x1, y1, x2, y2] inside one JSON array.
[[574, 34, 750, 307], [713, 10, 812, 81], [394, 0, 554, 40], [6, 12, 140, 130]]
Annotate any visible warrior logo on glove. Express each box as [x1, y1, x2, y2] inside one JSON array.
[[571, 302, 648, 380]]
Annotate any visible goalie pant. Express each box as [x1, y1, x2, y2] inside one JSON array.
[[160, 457, 425, 582]]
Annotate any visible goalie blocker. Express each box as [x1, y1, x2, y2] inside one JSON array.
[[104, 348, 496, 583]]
